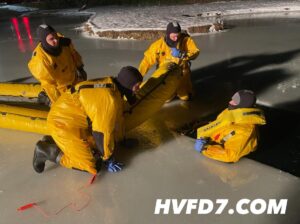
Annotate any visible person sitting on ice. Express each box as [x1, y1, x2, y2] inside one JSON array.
[[138, 22, 199, 102], [28, 24, 87, 106], [194, 90, 266, 163], [33, 66, 143, 174]]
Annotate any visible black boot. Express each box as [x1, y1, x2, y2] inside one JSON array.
[[41, 135, 55, 144], [33, 140, 60, 173]]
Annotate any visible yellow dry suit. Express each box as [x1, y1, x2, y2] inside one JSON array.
[[125, 62, 181, 131], [47, 77, 124, 174], [28, 36, 83, 103], [139, 33, 199, 100], [0, 62, 181, 137], [197, 108, 266, 163]]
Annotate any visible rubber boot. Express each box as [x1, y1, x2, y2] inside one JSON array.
[[33, 140, 60, 173], [41, 135, 55, 144]]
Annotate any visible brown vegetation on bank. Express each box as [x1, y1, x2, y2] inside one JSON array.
[[83, 22, 224, 40]]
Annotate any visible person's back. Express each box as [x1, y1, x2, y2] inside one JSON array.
[[33, 66, 143, 174], [47, 77, 124, 174]]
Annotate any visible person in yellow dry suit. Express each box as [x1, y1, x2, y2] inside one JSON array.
[[32, 66, 143, 174], [139, 22, 199, 101], [194, 90, 266, 163], [28, 24, 87, 106]]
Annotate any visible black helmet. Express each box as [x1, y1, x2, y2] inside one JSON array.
[[229, 90, 256, 110]]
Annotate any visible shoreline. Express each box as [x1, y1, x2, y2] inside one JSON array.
[[81, 22, 224, 40], [2, 1, 300, 40]]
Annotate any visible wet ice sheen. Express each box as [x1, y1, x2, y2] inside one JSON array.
[[0, 9, 299, 224]]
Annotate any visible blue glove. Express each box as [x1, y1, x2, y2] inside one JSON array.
[[104, 157, 124, 173], [171, 48, 182, 58], [194, 138, 208, 153]]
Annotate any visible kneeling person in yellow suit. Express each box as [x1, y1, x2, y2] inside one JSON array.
[[195, 90, 266, 163], [139, 22, 199, 101], [28, 24, 87, 105], [32, 66, 143, 174]]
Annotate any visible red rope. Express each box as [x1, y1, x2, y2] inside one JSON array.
[[17, 203, 36, 211], [17, 174, 97, 218]]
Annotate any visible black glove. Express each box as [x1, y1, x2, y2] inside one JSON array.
[[77, 66, 87, 81], [95, 157, 102, 173], [167, 62, 178, 71], [37, 91, 51, 107]]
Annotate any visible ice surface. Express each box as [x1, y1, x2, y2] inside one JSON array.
[[0, 2, 299, 223], [83, 0, 300, 34]]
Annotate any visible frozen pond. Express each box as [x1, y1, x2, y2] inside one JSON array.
[[0, 12, 299, 111], [0, 11, 299, 224]]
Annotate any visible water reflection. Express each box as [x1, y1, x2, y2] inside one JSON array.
[[22, 16, 34, 50], [201, 159, 258, 188], [11, 16, 35, 53]]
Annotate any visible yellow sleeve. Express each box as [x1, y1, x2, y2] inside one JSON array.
[[202, 144, 234, 162], [80, 89, 120, 160], [92, 99, 118, 160], [41, 82, 61, 103], [183, 37, 200, 61], [57, 32, 83, 68], [28, 56, 60, 102], [202, 136, 249, 163], [138, 40, 160, 76], [69, 42, 83, 68], [202, 125, 256, 163]]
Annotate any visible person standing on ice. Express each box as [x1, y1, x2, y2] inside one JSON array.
[[32, 66, 143, 174], [28, 24, 87, 106], [139, 22, 199, 101], [194, 90, 266, 163]]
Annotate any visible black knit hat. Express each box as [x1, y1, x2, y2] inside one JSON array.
[[165, 22, 181, 47], [117, 66, 143, 91], [230, 90, 256, 109], [166, 22, 181, 35], [37, 24, 56, 42], [36, 24, 62, 56]]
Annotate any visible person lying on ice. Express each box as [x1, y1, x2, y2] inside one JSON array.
[[28, 24, 87, 106], [139, 22, 199, 102], [194, 90, 266, 163], [33, 66, 143, 174]]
